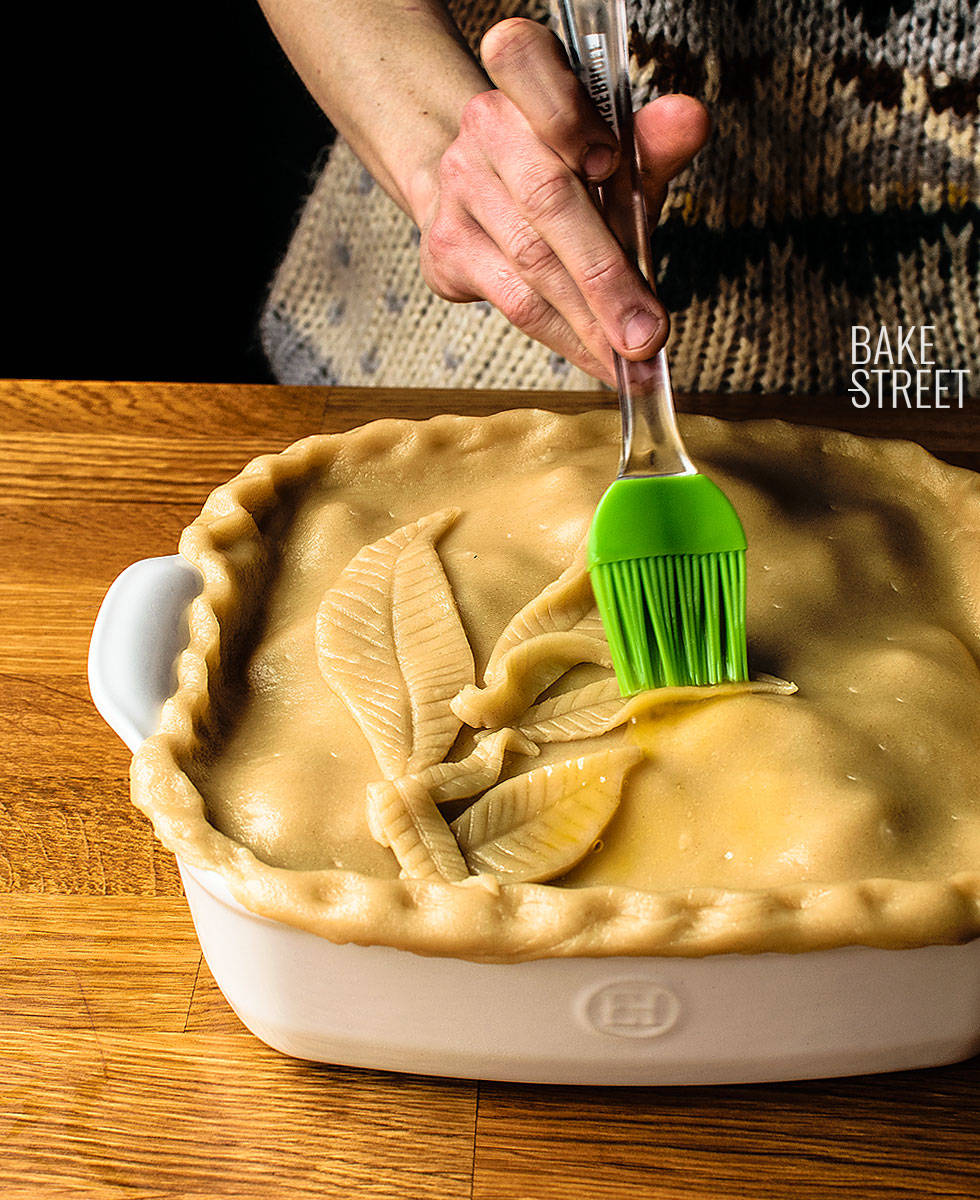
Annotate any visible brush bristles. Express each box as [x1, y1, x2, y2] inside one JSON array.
[[591, 550, 748, 695]]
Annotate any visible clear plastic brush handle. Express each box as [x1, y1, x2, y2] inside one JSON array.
[[554, 0, 694, 478]]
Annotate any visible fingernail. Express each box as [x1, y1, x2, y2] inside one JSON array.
[[623, 308, 661, 351], [583, 145, 615, 179]]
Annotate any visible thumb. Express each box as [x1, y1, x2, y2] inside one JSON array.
[[633, 94, 711, 219]]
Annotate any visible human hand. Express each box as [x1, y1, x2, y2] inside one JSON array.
[[413, 17, 710, 385]]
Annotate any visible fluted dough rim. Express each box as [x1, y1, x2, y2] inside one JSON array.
[[129, 408, 980, 961]]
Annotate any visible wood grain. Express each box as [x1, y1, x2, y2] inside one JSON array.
[[2, 379, 979, 1198], [2, 1029, 475, 1198], [473, 1070, 980, 1199], [1, 899, 200, 1033]]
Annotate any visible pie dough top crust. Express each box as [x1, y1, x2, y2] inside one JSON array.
[[130, 409, 980, 961]]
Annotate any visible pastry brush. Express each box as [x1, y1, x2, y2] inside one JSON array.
[[555, 0, 748, 694]]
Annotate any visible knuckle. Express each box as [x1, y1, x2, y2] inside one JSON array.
[[458, 89, 500, 139], [420, 256, 456, 301], [579, 250, 632, 293], [496, 276, 549, 332], [514, 163, 574, 222], [421, 224, 469, 301], [425, 266, 470, 304], [437, 142, 467, 191], [504, 223, 555, 277], [423, 216, 457, 264]]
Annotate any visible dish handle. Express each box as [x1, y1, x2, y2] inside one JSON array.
[[88, 555, 202, 752]]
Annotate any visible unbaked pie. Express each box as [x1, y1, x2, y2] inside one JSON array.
[[131, 409, 980, 960]]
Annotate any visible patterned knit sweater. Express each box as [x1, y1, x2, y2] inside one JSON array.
[[261, 0, 980, 393]]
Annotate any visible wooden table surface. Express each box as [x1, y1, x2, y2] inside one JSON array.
[[2, 378, 978, 1199]]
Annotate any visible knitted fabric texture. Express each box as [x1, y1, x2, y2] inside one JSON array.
[[261, 0, 980, 393]]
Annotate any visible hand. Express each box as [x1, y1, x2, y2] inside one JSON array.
[[414, 17, 710, 385]]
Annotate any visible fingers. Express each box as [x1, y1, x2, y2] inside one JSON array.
[[484, 271, 615, 384], [420, 201, 615, 384], [415, 23, 712, 385], [458, 165, 615, 372], [480, 18, 619, 183], [461, 91, 665, 361], [634, 93, 711, 216]]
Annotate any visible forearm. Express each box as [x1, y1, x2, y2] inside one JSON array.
[[258, 0, 489, 222]]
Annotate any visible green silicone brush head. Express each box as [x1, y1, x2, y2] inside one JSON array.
[[587, 474, 749, 695]]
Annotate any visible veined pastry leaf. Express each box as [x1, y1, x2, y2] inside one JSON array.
[[518, 677, 623, 742], [484, 542, 594, 678], [451, 746, 642, 883], [517, 675, 799, 744], [367, 775, 470, 882], [620, 674, 798, 719], [316, 508, 462, 779], [450, 628, 613, 730], [417, 727, 539, 805], [365, 726, 537, 847], [570, 611, 606, 639], [393, 529, 475, 773]]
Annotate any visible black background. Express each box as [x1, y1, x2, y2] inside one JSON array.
[[4, 2, 332, 383]]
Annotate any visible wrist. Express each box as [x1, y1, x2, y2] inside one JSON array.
[[397, 83, 489, 228], [402, 147, 448, 230]]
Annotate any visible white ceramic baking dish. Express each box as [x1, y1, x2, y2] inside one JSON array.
[[89, 556, 980, 1085]]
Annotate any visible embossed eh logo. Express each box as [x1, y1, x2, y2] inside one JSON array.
[[581, 980, 681, 1039]]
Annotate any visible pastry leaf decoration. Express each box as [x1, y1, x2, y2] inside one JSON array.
[[450, 747, 642, 883], [484, 541, 595, 676], [365, 727, 538, 880], [452, 544, 611, 729], [416, 727, 539, 806], [368, 775, 470, 882], [518, 675, 798, 744], [450, 628, 612, 729], [320, 511, 795, 886], [316, 509, 473, 778], [517, 677, 623, 743], [393, 530, 475, 772], [366, 727, 536, 835]]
